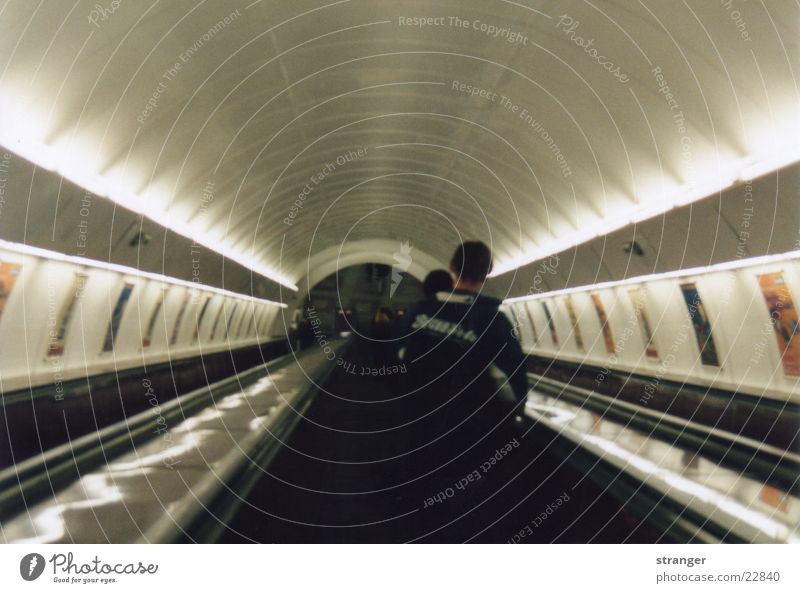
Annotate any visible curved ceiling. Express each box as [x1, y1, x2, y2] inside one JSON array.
[[0, 0, 797, 300]]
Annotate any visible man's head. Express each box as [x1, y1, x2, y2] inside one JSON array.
[[423, 269, 454, 300], [449, 241, 493, 290]]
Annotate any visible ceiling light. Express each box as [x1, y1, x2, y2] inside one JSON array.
[[0, 100, 297, 291], [504, 248, 800, 304], [491, 152, 798, 277], [0, 238, 287, 308]]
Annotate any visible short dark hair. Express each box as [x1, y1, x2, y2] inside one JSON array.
[[423, 269, 453, 299], [450, 241, 493, 283]]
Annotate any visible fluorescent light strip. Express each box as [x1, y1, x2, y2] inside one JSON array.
[[503, 248, 800, 304], [0, 238, 287, 308], [490, 154, 800, 278], [0, 131, 297, 291]]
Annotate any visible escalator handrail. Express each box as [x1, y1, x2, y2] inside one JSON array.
[[0, 350, 295, 520], [141, 340, 351, 543], [527, 371, 800, 493]]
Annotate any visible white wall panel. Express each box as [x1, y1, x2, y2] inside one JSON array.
[[512, 256, 800, 402], [0, 248, 284, 393]]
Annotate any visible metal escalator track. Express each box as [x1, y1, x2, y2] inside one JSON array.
[[218, 342, 662, 543]]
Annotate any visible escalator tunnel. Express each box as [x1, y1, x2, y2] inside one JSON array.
[[213, 265, 670, 543], [220, 338, 660, 544]]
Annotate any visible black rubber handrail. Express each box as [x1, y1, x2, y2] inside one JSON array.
[[0, 349, 294, 521], [144, 340, 352, 543], [1, 338, 285, 407], [527, 354, 800, 418], [537, 429, 734, 543], [528, 372, 800, 494]]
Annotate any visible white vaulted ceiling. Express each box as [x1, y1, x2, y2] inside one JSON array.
[[0, 0, 797, 298]]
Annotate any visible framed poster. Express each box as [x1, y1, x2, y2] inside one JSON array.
[[261, 308, 276, 336], [209, 302, 225, 341], [225, 302, 240, 339], [628, 288, 658, 358], [759, 485, 790, 513], [256, 308, 266, 337], [143, 287, 168, 348], [680, 282, 719, 366], [233, 303, 250, 339], [102, 283, 134, 352], [254, 308, 267, 337], [541, 301, 558, 346], [758, 272, 800, 376], [262, 309, 273, 335], [0, 261, 22, 323], [241, 306, 252, 338], [246, 306, 257, 337], [591, 293, 615, 354], [169, 290, 190, 346], [47, 272, 87, 357], [563, 295, 584, 350], [192, 295, 212, 343], [523, 302, 538, 344], [505, 304, 523, 341]]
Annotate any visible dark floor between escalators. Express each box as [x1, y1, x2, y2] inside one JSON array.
[[222, 340, 662, 543]]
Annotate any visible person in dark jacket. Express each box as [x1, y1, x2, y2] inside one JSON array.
[[398, 242, 528, 483], [370, 306, 396, 368], [422, 269, 454, 301]]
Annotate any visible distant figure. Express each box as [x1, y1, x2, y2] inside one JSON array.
[[289, 307, 304, 351], [422, 269, 454, 301], [297, 318, 314, 350], [398, 241, 528, 489], [336, 305, 358, 335], [371, 306, 395, 367]]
